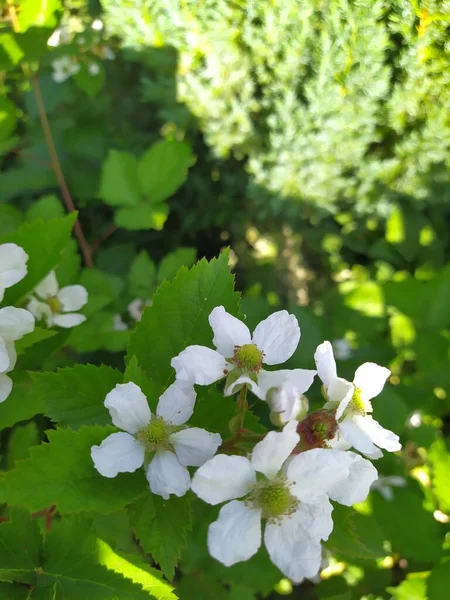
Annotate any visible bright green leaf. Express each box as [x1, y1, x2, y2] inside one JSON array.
[[429, 439, 450, 513], [0, 508, 41, 585], [26, 194, 64, 222], [115, 203, 169, 231], [129, 251, 156, 298], [7, 421, 40, 469], [99, 150, 141, 207], [157, 248, 197, 283], [427, 560, 450, 600]]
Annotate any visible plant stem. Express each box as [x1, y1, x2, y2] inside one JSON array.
[[236, 385, 248, 433], [6, 0, 93, 268]]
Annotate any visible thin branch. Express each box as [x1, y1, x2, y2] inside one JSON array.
[[91, 224, 119, 253], [6, 0, 93, 268]]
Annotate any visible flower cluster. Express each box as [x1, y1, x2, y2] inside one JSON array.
[[27, 270, 88, 329], [92, 306, 401, 583], [0, 244, 35, 402]]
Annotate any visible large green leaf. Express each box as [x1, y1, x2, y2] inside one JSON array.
[[157, 248, 197, 283], [427, 560, 450, 600], [115, 203, 169, 231], [99, 150, 141, 207], [0, 213, 77, 305], [138, 140, 193, 204], [18, 0, 61, 31], [128, 493, 192, 580], [429, 439, 450, 512], [31, 364, 122, 429], [0, 426, 145, 513], [0, 375, 46, 431], [127, 250, 240, 394], [0, 508, 41, 585]]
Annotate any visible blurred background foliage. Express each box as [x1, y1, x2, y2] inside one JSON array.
[[0, 0, 449, 599]]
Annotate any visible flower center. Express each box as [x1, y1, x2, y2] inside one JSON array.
[[247, 477, 299, 522], [135, 417, 173, 451], [233, 343, 264, 372], [47, 296, 62, 314], [349, 387, 372, 416]]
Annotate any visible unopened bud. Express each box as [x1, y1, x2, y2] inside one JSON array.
[[295, 409, 338, 451], [267, 381, 309, 426]]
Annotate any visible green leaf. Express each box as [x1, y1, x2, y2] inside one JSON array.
[[343, 281, 385, 318], [0, 508, 41, 585], [15, 327, 58, 353], [97, 541, 177, 600], [157, 248, 197, 283], [74, 63, 105, 98], [18, 0, 61, 31], [429, 439, 450, 512], [127, 250, 240, 394], [99, 150, 141, 207], [0, 375, 46, 430], [325, 504, 385, 560], [0, 426, 145, 513], [138, 140, 193, 204], [0, 98, 17, 141], [31, 364, 122, 429], [0, 213, 77, 305], [387, 575, 428, 600], [427, 560, 450, 600], [35, 516, 161, 599], [0, 205, 23, 235], [123, 357, 159, 411], [6, 421, 40, 469], [0, 582, 30, 599], [423, 264, 450, 329], [115, 203, 169, 231], [77, 268, 116, 316], [129, 251, 156, 298], [128, 493, 192, 580], [26, 194, 64, 222]]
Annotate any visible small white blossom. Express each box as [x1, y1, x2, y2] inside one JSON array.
[[88, 62, 100, 76], [91, 381, 222, 499], [27, 270, 88, 328], [128, 298, 152, 322], [0, 243, 29, 302], [171, 306, 316, 400], [112, 314, 128, 331], [192, 423, 377, 583], [314, 341, 401, 459], [51, 56, 80, 83], [370, 475, 406, 501], [332, 338, 352, 361], [91, 19, 104, 31], [0, 306, 35, 402], [267, 380, 309, 426]]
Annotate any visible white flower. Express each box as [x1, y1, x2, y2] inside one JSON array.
[[88, 62, 100, 76], [267, 380, 309, 426], [91, 381, 222, 499], [171, 306, 316, 400], [51, 56, 80, 83], [91, 19, 104, 31], [112, 314, 128, 331], [0, 243, 29, 302], [191, 423, 377, 583], [332, 338, 352, 361], [370, 475, 406, 501], [314, 341, 401, 459], [0, 306, 35, 403], [27, 270, 88, 328], [128, 298, 152, 322]]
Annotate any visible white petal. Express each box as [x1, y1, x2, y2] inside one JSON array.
[[0, 307, 35, 341], [252, 311, 300, 365], [314, 341, 337, 388], [353, 362, 390, 402], [171, 427, 222, 466], [224, 373, 263, 398], [0, 373, 13, 403], [328, 452, 378, 506], [91, 432, 145, 478], [330, 378, 354, 418], [265, 503, 330, 583], [35, 270, 59, 298], [354, 415, 402, 453], [191, 455, 256, 505], [26, 297, 51, 323], [146, 450, 191, 499], [53, 313, 86, 328], [251, 422, 299, 479], [104, 382, 151, 434], [171, 345, 228, 385], [257, 369, 316, 400], [58, 285, 88, 312], [287, 448, 352, 502], [268, 380, 306, 424], [209, 306, 251, 357], [0, 338, 11, 372], [0, 243, 28, 288], [208, 500, 262, 567], [156, 380, 196, 425], [338, 417, 383, 458]]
